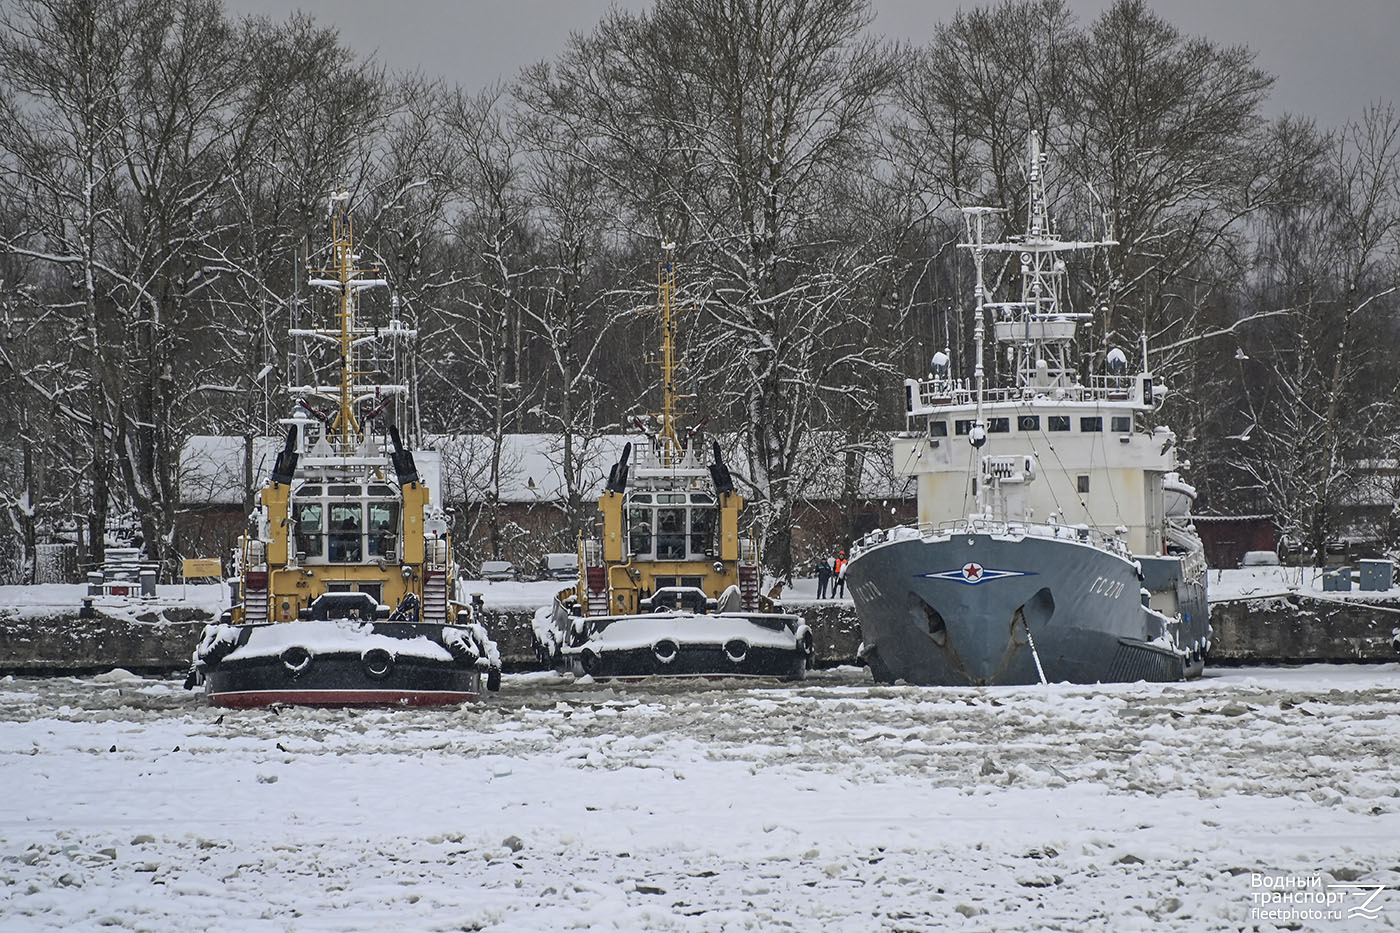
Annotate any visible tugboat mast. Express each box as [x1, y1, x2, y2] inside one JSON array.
[[296, 190, 394, 450], [650, 243, 685, 468]]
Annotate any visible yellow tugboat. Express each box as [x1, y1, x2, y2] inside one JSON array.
[[532, 248, 812, 678], [187, 193, 500, 707]]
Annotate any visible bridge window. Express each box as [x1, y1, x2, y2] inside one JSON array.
[[988, 417, 1010, 433], [929, 420, 948, 437], [955, 419, 975, 435], [689, 507, 716, 557], [1077, 475, 1091, 493], [294, 502, 323, 558], [1018, 415, 1040, 431], [367, 502, 399, 558], [627, 507, 653, 556], [1048, 416, 1070, 432], [656, 508, 686, 560], [1080, 417, 1103, 432], [328, 503, 363, 562], [1111, 415, 1132, 433]]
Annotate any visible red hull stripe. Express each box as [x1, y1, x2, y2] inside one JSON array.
[[209, 689, 479, 708]]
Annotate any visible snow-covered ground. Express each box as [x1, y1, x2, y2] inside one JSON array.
[[1208, 565, 1400, 603], [0, 584, 228, 623], [2, 665, 1398, 931]]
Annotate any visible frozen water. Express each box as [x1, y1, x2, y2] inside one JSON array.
[[1, 666, 1397, 930]]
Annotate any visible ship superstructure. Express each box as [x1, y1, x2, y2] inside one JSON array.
[[847, 135, 1209, 686]]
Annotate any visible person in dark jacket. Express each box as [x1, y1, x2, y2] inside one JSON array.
[[815, 558, 833, 599]]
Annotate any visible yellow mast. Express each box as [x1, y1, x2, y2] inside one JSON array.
[[308, 197, 382, 446], [648, 245, 688, 467]]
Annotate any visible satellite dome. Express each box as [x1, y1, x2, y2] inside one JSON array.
[[1106, 347, 1128, 375], [931, 351, 951, 376]]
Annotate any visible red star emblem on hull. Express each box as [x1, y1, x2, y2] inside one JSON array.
[[962, 562, 983, 581]]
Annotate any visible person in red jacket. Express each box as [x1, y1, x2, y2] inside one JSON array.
[[833, 551, 848, 598]]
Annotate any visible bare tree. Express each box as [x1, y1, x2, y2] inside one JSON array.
[[1232, 105, 1400, 561], [429, 84, 539, 560], [0, 0, 151, 568], [520, 0, 901, 578]]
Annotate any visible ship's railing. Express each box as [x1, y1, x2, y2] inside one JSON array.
[[296, 429, 395, 461], [1165, 522, 1209, 582], [739, 537, 760, 568], [856, 516, 1133, 559], [631, 439, 711, 477], [906, 374, 1149, 412]]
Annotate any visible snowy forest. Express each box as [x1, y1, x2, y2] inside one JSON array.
[[1, 0, 1398, 583]]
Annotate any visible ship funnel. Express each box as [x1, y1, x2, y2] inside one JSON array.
[[607, 443, 632, 493], [270, 426, 299, 486], [387, 425, 419, 485], [709, 441, 735, 495]]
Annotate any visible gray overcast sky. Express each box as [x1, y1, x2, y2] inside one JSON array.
[[223, 0, 1397, 123]]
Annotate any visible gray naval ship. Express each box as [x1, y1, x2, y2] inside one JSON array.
[[847, 134, 1209, 686]]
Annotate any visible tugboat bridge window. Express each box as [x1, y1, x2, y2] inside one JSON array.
[[328, 503, 363, 562], [1018, 415, 1040, 431], [367, 502, 399, 557], [1111, 415, 1132, 433], [1077, 475, 1090, 493], [988, 417, 1010, 433], [628, 507, 653, 556], [627, 493, 719, 560], [656, 507, 686, 560], [689, 504, 716, 555], [1048, 416, 1070, 431], [1080, 416, 1103, 432], [929, 420, 948, 437], [955, 419, 974, 435], [294, 502, 324, 558], [294, 482, 405, 565]]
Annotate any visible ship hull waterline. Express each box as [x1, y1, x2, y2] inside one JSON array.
[[196, 620, 490, 708], [847, 532, 1206, 686]]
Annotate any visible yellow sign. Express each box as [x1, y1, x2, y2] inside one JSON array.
[[182, 558, 222, 579]]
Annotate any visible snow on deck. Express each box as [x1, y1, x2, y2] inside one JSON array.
[[222, 621, 454, 663], [0, 665, 1397, 931], [585, 613, 801, 652]]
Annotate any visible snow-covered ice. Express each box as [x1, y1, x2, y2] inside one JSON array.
[[2, 666, 1398, 931]]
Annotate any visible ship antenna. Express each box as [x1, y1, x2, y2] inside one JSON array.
[[961, 206, 997, 455]]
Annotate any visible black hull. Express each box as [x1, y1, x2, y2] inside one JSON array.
[[194, 620, 495, 708], [557, 612, 812, 681], [575, 643, 808, 680]]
